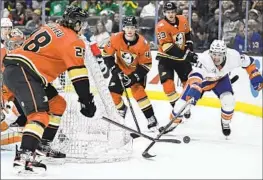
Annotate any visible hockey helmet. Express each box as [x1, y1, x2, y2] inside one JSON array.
[[209, 40, 227, 65], [163, 2, 177, 12], [61, 6, 88, 32], [123, 16, 137, 27]]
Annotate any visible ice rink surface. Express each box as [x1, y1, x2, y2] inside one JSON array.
[[1, 100, 262, 179]]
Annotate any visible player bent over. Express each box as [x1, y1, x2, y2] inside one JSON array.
[[1, 27, 27, 147], [102, 16, 159, 131], [1, 27, 67, 157], [155, 2, 198, 122], [3, 6, 96, 173], [162, 40, 263, 137]]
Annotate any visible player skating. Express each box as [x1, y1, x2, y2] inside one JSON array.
[[161, 40, 263, 137], [2, 6, 96, 174], [102, 16, 159, 131], [155, 2, 198, 124]]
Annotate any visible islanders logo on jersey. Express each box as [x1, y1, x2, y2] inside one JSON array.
[[120, 51, 137, 66]]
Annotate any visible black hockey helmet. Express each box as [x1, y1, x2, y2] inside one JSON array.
[[123, 16, 137, 27], [163, 2, 177, 12], [61, 6, 88, 32]]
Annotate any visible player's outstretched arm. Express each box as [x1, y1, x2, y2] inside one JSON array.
[[240, 54, 263, 91]]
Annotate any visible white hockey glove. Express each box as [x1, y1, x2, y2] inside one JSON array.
[[1, 101, 20, 129]]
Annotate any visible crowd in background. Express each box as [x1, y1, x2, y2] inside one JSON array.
[[1, 0, 262, 55]]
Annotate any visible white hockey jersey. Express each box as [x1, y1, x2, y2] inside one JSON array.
[[192, 48, 252, 82]]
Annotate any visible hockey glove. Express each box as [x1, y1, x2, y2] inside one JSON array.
[[110, 64, 122, 76], [121, 73, 140, 88], [185, 50, 198, 63], [186, 83, 202, 105], [79, 94, 96, 118], [250, 69, 263, 91]]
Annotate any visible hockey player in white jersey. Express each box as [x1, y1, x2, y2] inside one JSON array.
[[160, 40, 263, 136]]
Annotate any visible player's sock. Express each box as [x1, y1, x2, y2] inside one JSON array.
[[13, 145, 46, 174], [37, 115, 66, 158]]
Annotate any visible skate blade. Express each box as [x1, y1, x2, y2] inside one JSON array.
[[13, 166, 46, 176], [36, 155, 66, 165]]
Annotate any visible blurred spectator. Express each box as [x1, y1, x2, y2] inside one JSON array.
[[100, 0, 119, 17], [4, 0, 16, 12], [112, 12, 120, 33], [100, 11, 113, 33], [248, 9, 262, 34], [24, 8, 33, 22], [193, 28, 209, 50], [9, 2, 26, 26], [222, 8, 242, 46], [50, 0, 69, 16], [233, 22, 246, 53], [222, 1, 235, 14], [252, 0, 263, 14], [70, 0, 88, 10], [25, 0, 32, 9], [247, 19, 262, 54], [191, 11, 205, 37], [176, 1, 188, 13], [140, 1, 155, 18], [122, 0, 138, 16], [181, 8, 189, 19], [25, 9, 42, 31], [90, 20, 110, 47], [205, 8, 221, 45], [87, 0, 102, 16], [2, 8, 10, 18]]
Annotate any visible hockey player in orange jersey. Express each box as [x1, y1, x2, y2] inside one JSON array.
[[156, 2, 198, 131], [1, 27, 26, 148], [3, 6, 96, 173], [102, 16, 159, 131]]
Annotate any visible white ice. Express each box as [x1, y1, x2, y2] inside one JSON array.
[[1, 100, 262, 179]]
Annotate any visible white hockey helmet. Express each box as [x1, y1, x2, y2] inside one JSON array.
[[1, 18, 13, 40], [1, 17, 13, 27], [5, 28, 25, 51], [209, 40, 227, 66]]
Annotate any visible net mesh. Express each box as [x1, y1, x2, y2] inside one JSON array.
[[51, 41, 133, 163]]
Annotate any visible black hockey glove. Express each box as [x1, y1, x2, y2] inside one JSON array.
[[110, 64, 122, 76], [185, 51, 198, 63], [79, 94, 96, 118], [121, 73, 140, 88]]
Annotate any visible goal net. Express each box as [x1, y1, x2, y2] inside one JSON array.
[[51, 40, 133, 163]]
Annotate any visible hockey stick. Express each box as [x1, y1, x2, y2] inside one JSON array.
[[118, 74, 141, 135], [102, 116, 180, 143], [142, 98, 194, 159]]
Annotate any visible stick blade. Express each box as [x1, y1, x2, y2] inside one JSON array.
[[157, 139, 181, 143], [142, 151, 156, 159], [130, 133, 140, 139]]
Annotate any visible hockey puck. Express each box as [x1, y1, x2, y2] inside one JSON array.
[[183, 136, 191, 143]]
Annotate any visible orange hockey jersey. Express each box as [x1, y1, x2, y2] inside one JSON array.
[[102, 32, 152, 75], [156, 15, 190, 61], [4, 23, 87, 85]]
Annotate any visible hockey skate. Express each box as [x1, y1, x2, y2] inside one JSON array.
[[35, 139, 66, 164], [221, 119, 231, 137], [184, 110, 191, 119], [13, 145, 46, 175], [118, 104, 128, 119], [147, 115, 159, 132]]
